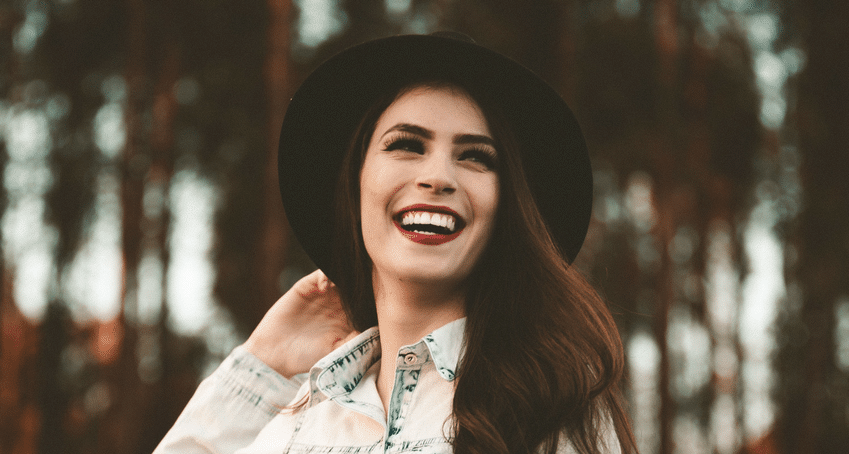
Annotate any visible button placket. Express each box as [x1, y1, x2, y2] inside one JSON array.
[[386, 347, 428, 452], [385, 367, 422, 453]]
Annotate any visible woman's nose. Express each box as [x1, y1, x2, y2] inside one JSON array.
[[415, 153, 456, 194]]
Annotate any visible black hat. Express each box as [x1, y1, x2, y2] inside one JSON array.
[[278, 33, 592, 280]]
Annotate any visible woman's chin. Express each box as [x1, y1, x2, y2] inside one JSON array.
[[377, 262, 468, 289]]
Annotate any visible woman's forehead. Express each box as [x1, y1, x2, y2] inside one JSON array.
[[373, 85, 492, 138]]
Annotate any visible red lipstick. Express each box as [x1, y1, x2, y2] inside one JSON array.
[[394, 221, 462, 245], [393, 204, 464, 245]]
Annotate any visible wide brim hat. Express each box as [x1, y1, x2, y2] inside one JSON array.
[[278, 33, 592, 281]]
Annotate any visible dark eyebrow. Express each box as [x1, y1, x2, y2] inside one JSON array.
[[453, 133, 496, 147], [381, 123, 434, 140], [381, 123, 496, 148]]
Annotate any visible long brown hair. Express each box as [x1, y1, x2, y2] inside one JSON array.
[[330, 79, 638, 454]]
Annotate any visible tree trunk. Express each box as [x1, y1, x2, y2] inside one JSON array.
[[256, 0, 292, 310], [780, 1, 849, 453], [653, 1, 679, 452]]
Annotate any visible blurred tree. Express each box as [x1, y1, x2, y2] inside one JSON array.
[[210, 0, 292, 336], [35, 1, 128, 452], [574, 4, 760, 453], [0, 4, 13, 426], [1, 4, 32, 454], [776, 1, 849, 453], [1, 0, 292, 451], [302, 0, 397, 76], [436, 0, 578, 102], [35, 303, 72, 453], [257, 0, 294, 333]]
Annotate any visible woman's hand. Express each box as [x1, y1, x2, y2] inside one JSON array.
[[243, 269, 358, 378]]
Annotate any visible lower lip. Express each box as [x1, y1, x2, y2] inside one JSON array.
[[394, 221, 462, 245]]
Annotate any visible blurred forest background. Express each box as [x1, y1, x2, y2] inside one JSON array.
[[0, 0, 847, 453]]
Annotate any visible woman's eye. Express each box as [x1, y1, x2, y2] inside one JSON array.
[[460, 148, 498, 170], [384, 137, 424, 154]]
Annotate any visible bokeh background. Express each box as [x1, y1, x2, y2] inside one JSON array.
[[1, 0, 847, 453]]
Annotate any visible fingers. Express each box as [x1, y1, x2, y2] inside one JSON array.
[[296, 269, 338, 298], [293, 269, 323, 295], [314, 269, 330, 292], [287, 270, 348, 322]]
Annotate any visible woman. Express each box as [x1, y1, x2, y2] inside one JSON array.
[[155, 33, 637, 454]]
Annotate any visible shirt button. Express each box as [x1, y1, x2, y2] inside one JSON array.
[[403, 353, 417, 365]]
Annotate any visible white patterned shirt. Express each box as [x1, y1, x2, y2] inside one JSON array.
[[153, 318, 620, 453]]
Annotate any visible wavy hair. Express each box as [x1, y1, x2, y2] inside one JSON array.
[[330, 79, 638, 454]]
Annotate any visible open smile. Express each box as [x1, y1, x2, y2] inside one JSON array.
[[393, 204, 466, 245]]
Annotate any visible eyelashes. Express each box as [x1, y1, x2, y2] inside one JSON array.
[[382, 132, 424, 154], [459, 147, 498, 170], [381, 133, 499, 170]]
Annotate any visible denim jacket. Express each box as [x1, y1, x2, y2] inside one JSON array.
[[154, 318, 620, 453]]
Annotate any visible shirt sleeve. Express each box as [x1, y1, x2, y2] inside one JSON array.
[[153, 345, 307, 454], [556, 410, 623, 454]]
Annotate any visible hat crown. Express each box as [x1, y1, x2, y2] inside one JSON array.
[[428, 31, 476, 44]]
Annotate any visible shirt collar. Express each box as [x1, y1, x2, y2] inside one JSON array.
[[307, 318, 466, 405], [422, 317, 466, 381]]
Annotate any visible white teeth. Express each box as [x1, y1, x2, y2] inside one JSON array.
[[400, 210, 460, 233]]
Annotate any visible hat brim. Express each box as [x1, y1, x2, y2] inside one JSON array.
[[278, 34, 592, 281]]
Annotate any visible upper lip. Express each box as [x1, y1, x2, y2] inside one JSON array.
[[394, 203, 465, 225]]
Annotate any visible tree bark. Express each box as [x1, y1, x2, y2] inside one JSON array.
[[781, 1, 849, 453], [257, 0, 292, 311]]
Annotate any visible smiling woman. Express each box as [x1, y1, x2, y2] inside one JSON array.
[[361, 86, 499, 293], [154, 33, 637, 454]]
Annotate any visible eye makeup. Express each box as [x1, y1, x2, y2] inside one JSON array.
[[459, 147, 498, 170], [382, 132, 425, 154], [380, 130, 498, 171]]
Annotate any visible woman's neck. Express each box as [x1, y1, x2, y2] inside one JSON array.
[[372, 273, 466, 415]]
